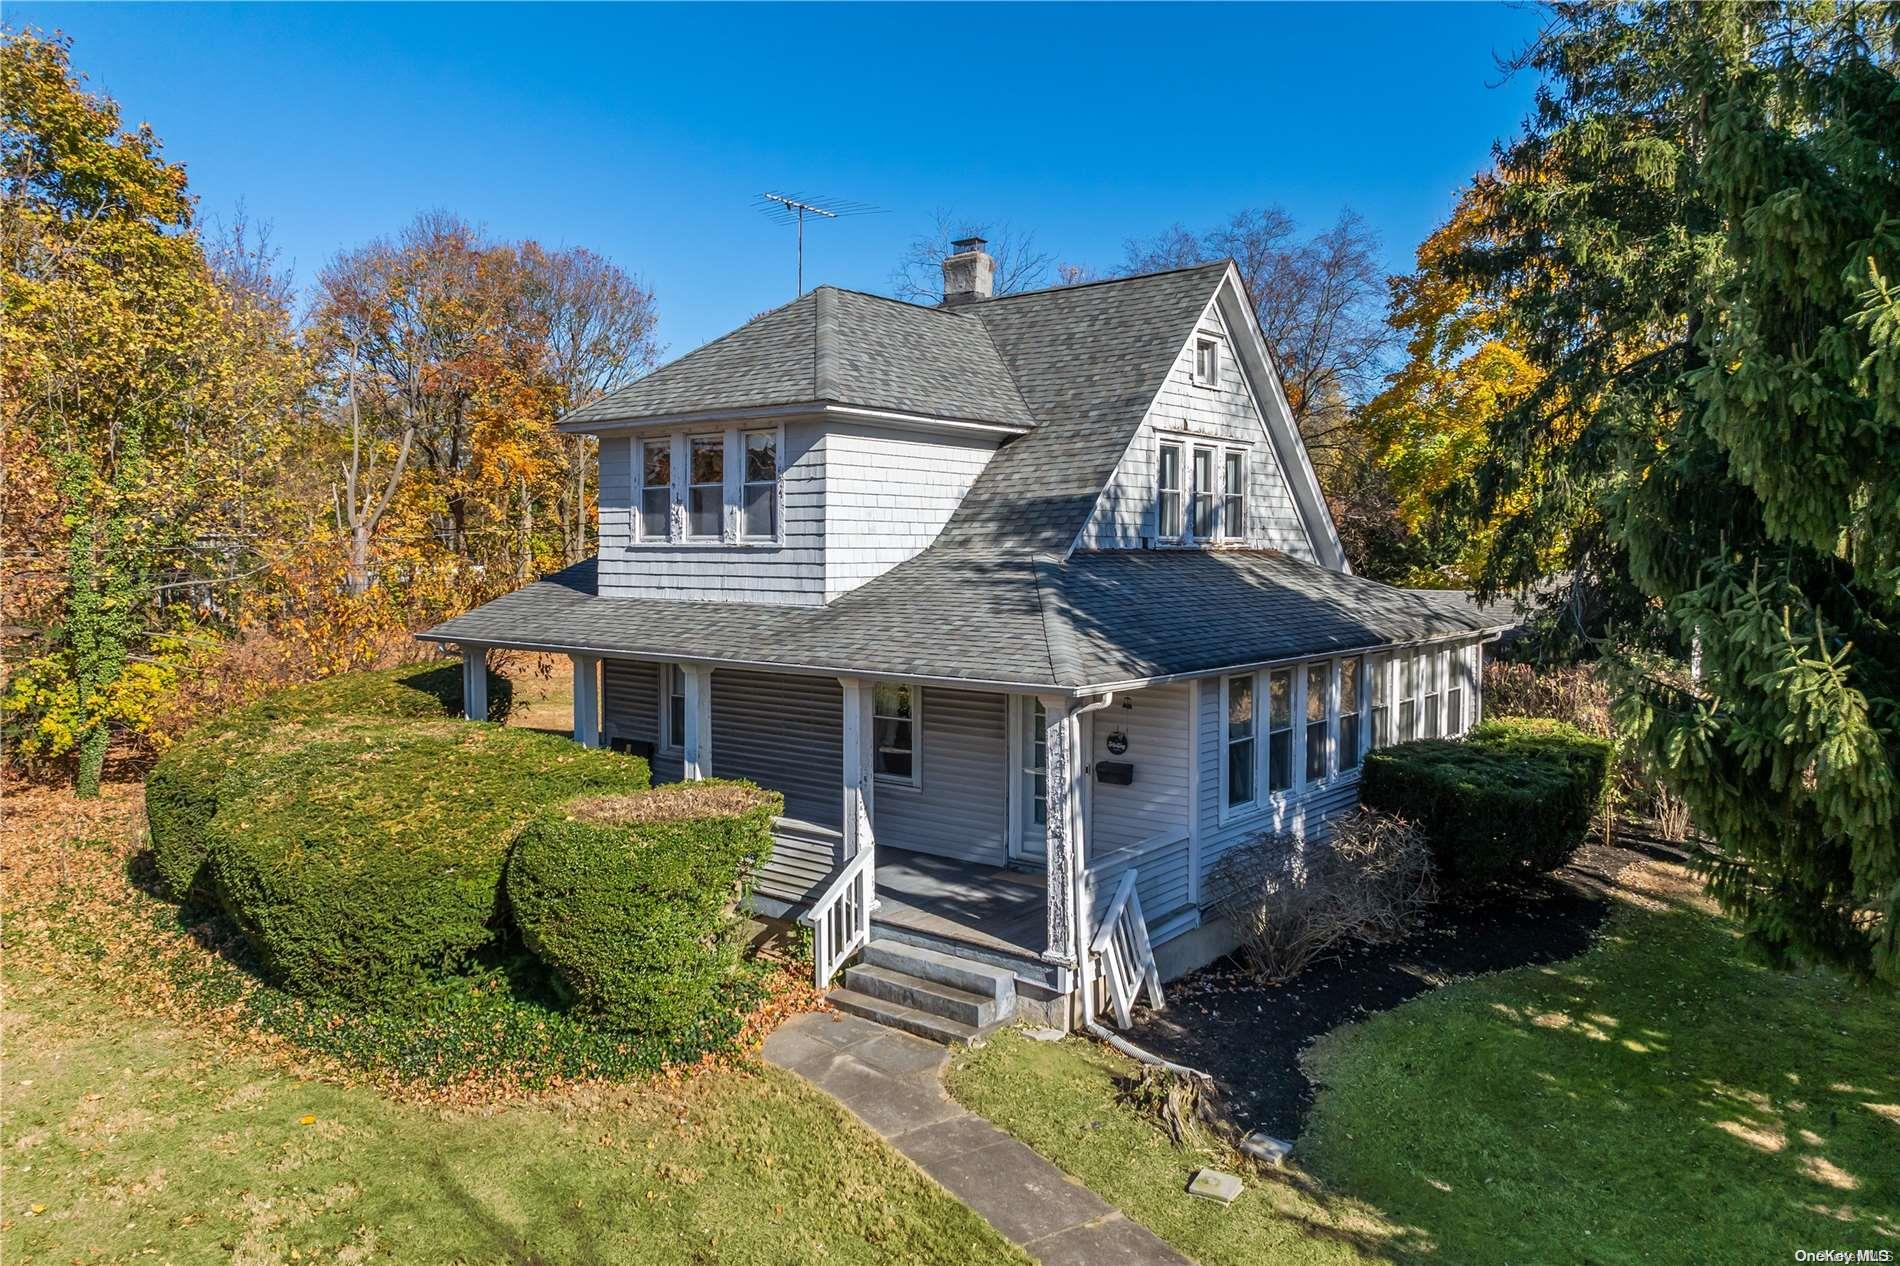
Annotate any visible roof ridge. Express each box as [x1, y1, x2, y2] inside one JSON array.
[[812, 286, 839, 399], [1030, 551, 1086, 689], [977, 258, 1232, 305]]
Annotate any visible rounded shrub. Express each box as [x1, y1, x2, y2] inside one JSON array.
[[506, 781, 781, 1044], [206, 721, 649, 1005], [1361, 716, 1610, 888], [145, 662, 512, 902]]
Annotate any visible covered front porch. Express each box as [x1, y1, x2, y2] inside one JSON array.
[[456, 645, 1194, 1013]]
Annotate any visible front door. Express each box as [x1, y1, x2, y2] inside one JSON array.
[[1010, 696, 1048, 866]]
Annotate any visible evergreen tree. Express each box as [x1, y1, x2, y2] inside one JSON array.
[[1467, 3, 1899, 982]]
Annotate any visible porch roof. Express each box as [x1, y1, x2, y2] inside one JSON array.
[[420, 548, 1507, 694]]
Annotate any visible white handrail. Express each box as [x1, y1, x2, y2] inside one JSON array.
[[799, 848, 877, 988], [1089, 867, 1164, 1028]]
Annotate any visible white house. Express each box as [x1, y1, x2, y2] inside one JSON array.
[[425, 240, 1506, 1038]]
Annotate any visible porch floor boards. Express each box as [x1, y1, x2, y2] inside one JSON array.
[[873, 847, 1046, 959]]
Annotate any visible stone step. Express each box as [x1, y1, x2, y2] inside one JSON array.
[[843, 963, 1002, 1028], [826, 987, 982, 1046], [859, 939, 1019, 1011]]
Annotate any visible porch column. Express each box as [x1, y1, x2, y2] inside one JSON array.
[[680, 664, 713, 780], [837, 677, 877, 856], [460, 645, 488, 722], [569, 653, 601, 748], [1040, 694, 1083, 968]]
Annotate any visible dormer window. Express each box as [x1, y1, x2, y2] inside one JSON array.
[[1223, 449, 1246, 539], [1193, 336, 1220, 387], [1156, 442, 1184, 541], [1191, 446, 1218, 539]]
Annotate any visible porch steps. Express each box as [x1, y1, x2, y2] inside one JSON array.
[[827, 939, 1018, 1046]]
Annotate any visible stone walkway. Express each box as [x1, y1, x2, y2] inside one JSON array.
[[763, 1011, 1193, 1266]]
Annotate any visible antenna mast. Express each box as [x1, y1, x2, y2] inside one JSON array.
[[755, 192, 883, 295]]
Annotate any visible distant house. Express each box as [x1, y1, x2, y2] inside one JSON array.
[[427, 240, 1507, 1039]]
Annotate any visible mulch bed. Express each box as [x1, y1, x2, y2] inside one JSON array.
[[1125, 839, 1651, 1140]]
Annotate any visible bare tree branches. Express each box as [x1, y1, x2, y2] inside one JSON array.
[[1122, 207, 1392, 469], [889, 210, 1053, 303]]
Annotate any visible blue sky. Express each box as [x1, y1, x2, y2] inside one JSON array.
[[15, 2, 1546, 357]]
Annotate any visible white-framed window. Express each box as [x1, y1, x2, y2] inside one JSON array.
[[873, 682, 920, 786], [1304, 661, 1332, 783], [663, 664, 686, 752], [1424, 649, 1444, 738], [1157, 441, 1184, 541], [1339, 655, 1363, 771], [1224, 673, 1256, 809], [687, 436, 725, 540], [1368, 653, 1391, 750], [1024, 698, 1047, 827], [1222, 449, 1246, 540], [1191, 446, 1218, 540], [742, 430, 778, 540], [639, 439, 672, 541], [1448, 644, 1470, 735], [1398, 651, 1419, 741], [1193, 335, 1220, 386], [1266, 667, 1294, 793]]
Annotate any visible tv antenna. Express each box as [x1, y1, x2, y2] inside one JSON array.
[[756, 191, 883, 295]]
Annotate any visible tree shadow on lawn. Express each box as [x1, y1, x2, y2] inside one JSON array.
[[1126, 841, 1639, 1139], [1292, 860, 1900, 1260]]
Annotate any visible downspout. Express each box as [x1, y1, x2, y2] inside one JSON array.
[[1065, 692, 1218, 1079], [1067, 692, 1116, 1032]]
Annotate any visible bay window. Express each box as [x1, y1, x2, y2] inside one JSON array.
[[1339, 655, 1363, 770], [1157, 442, 1184, 540], [1225, 673, 1256, 808], [1304, 661, 1331, 782]]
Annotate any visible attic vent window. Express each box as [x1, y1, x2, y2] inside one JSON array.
[[1193, 336, 1221, 387]]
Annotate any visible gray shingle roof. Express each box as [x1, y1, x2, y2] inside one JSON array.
[[423, 549, 1507, 693], [951, 262, 1232, 553], [430, 263, 1513, 691], [559, 287, 1033, 430]]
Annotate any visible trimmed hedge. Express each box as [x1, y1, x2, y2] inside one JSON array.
[[1361, 716, 1611, 887], [506, 781, 781, 1042], [205, 720, 649, 1005], [146, 662, 511, 902]]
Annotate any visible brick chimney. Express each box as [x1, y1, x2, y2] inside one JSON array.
[[940, 236, 995, 306]]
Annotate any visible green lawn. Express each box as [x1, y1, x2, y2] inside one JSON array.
[[2, 777, 1027, 1266], [2, 958, 1025, 1265], [949, 860, 1900, 1264]]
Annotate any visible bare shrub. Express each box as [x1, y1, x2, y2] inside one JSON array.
[[1205, 809, 1436, 986]]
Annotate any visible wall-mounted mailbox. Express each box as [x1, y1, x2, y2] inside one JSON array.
[[1096, 761, 1135, 786]]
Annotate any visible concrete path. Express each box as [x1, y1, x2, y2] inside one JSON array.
[[763, 1010, 1193, 1266]]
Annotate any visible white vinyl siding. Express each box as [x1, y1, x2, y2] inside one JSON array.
[[874, 687, 1009, 866], [1088, 683, 1192, 857]]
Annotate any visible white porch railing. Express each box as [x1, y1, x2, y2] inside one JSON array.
[[799, 848, 877, 988], [1088, 867, 1165, 1028]]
